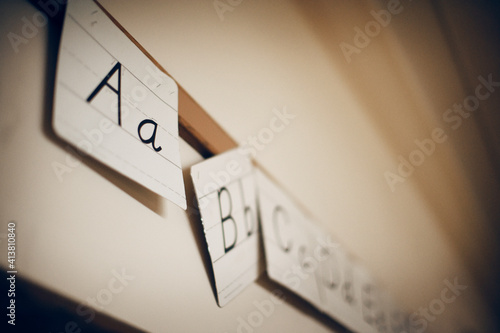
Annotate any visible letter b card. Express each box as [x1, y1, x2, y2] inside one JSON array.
[[191, 149, 262, 306], [53, 0, 186, 209]]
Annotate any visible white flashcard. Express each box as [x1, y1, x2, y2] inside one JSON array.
[[53, 0, 186, 209], [385, 299, 411, 333], [257, 170, 387, 332], [352, 265, 387, 333], [375, 291, 405, 333], [308, 226, 360, 327], [256, 170, 322, 309], [191, 149, 261, 306]]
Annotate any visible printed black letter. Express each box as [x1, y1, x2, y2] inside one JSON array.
[[137, 119, 162, 152], [87, 62, 122, 125], [219, 187, 237, 253], [272, 206, 292, 252]]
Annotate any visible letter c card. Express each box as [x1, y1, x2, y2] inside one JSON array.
[[256, 170, 322, 309]]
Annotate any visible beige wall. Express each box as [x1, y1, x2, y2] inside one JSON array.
[[1, 0, 499, 332]]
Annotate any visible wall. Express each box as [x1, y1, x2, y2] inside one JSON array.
[[1, 0, 499, 332]]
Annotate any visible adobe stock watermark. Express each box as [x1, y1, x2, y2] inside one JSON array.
[[237, 106, 297, 158], [225, 235, 340, 333], [227, 289, 286, 333], [51, 65, 167, 182], [49, 268, 135, 333], [213, 0, 245, 21], [7, 0, 66, 54], [191, 105, 295, 211], [282, 235, 341, 289], [186, 106, 296, 224], [193, 158, 244, 211], [406, 277, 467, 333], [339, 0, 412, 64], [385, 74, 499, 192]]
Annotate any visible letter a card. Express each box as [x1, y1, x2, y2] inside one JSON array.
[[191, 149, 262, 306], [53, 0, 186, 209]]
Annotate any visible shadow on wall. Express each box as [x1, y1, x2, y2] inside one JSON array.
[[0, 269, 145, 332]]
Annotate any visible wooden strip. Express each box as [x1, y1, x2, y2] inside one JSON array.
[[94, 0, 237, 158]]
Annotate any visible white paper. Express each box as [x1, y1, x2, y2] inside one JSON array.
[[257, 170, 386, 332], [384, 297, 411, 333], [191, 149, 262, 306], [351, 265, 387, 333], [256, 170, 322, 308], [53, 0, 186, 209], [308, 225, 358, 324]]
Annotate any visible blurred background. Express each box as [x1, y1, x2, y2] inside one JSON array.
[[1, 0, 499, 332]]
